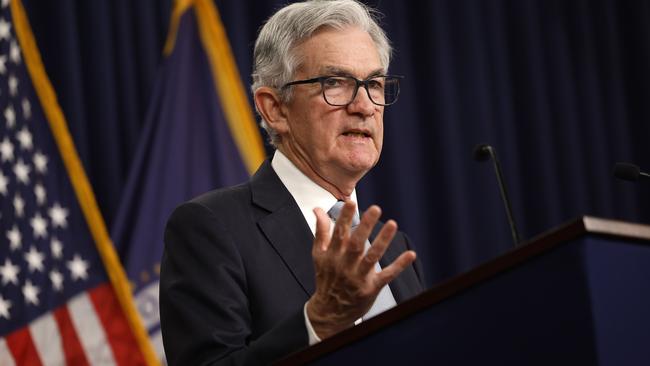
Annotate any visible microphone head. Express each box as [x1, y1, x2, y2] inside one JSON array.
[[613, 162, 640, 182], [473, 144, 492, 162]]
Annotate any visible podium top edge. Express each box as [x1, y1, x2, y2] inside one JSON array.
[[521, 216, 650, 249], [581, 216, 650, 240]]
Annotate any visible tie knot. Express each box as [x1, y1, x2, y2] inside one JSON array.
[[327, 201, 360, 227]]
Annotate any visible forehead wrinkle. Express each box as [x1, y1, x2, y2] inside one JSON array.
[[320, 65, 386, 79]]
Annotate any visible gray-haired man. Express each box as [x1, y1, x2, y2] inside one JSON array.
[[160, 1, 424, 365]]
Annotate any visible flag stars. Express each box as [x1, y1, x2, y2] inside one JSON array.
[[16, 126, 32, 150], [67, 254, 89, 281], [7, 225, 21, 251], [51, 237, 63, 259], [0, 258, 19, 286], [33, 151, 48, 174], [50, 269, 64, 292], [4, 105, 14, 128], [30, 212, 48, 239], [8, 74, 18, 96], [22, 280, 40, 305], [0, 55, 6, 75], [13, 193, 24, 217], [0, 137, 14, 162], [34, 183, 46, 205], [49, 203, 68, 228], [1, 0, 9, 8], [22, 98, 31, 119], [0, 17, 10, 41], [0, 295, 11, 319], [13, 159, 30, 184], [0, 171, 7, 195], [9, 40, 20, 64], [24, 246, 45, 273]]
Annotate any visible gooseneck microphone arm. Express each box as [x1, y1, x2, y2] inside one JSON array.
[[474, 144, 522, 247], [613, 162, 650, 182]]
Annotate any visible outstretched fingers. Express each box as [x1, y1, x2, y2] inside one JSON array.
[[329, 201, 356, 253], [357, 219, 398, 275], [374, 250, 417, 287], [345, 205, 381, 261]]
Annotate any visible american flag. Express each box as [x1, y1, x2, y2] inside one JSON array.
[[0, 1, 152, 365]]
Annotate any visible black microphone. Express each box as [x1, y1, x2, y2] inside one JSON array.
[[473, 144, 522, 247], [613, 162, 650, 182]]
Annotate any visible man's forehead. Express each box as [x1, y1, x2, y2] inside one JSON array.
[[319, 65, 386, 78], [294, 26, 385, 78]]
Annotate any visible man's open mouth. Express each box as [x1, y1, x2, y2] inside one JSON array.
[[342, 130, 371, 138]]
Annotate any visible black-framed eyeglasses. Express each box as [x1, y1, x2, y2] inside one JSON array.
[[281, 75, 403, 107]]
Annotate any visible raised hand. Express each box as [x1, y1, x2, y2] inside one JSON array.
[[306, 201, 417, 339]]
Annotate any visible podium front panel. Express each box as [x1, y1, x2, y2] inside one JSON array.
[[306, 236, 650, 365]]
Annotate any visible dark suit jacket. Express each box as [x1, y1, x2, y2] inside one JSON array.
[[160, 160, 424, 365]]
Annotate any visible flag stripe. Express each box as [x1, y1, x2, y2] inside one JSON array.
[[5, 326, 43, 366], [29, 313, 65, 366], [90, 284, 146, 366], [54, 306, 91, 366], [68, 291, 117, 366], [0, 339, 17, 366]]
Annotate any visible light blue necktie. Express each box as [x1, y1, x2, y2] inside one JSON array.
[[327, 201, 397, 320]]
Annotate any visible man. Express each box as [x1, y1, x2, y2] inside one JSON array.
[[159, 1, 424, 365]]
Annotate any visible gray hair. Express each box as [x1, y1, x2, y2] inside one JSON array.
[[251, 0, 392, 147]]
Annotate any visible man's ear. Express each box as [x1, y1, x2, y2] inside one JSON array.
[[254, 87, 290, 134]]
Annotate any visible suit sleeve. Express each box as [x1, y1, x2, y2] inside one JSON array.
[[159, 202, 308, 366]]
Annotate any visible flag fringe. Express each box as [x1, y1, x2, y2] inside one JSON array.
[[163, 0, 193, 57], [195, 0, 266, 174], [164, 0, 267, 175], [10, 1, 160, 365]]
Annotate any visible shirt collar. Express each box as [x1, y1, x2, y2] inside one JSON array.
[[271, 150, 358, 235]]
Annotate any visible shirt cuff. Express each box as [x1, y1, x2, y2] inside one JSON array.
[[303, 302, 322, 346]]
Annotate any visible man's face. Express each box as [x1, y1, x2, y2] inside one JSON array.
[[280, 26, 385, 186]]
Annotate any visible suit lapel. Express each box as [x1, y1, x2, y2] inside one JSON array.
[[250, 160, 421, 302], [251, 161, 316, 296], [371, 224, 422, 303]]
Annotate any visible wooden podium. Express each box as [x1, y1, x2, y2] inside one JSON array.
[[278, 217, 650, 365]]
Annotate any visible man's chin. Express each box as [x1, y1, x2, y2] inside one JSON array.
[[341, 157, 379, 176]]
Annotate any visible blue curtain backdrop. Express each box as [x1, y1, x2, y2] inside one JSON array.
[[22, 0, 650, 286]]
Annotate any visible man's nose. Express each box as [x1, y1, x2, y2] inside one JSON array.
[[346, 86, 376, 117]]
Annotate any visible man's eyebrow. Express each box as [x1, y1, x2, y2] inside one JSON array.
[[320, 66, 386, 78], [365, 69, 385, 78]]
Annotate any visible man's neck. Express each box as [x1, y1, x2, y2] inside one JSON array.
[[276, 146, 359, 201]]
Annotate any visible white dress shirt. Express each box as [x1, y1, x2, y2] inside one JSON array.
[[271, 150, 361, 345]]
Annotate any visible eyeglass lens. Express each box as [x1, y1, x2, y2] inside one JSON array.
[[322, 76, 399, 106]]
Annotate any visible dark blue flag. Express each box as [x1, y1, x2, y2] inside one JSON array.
[[110, 0, 266, 362]]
